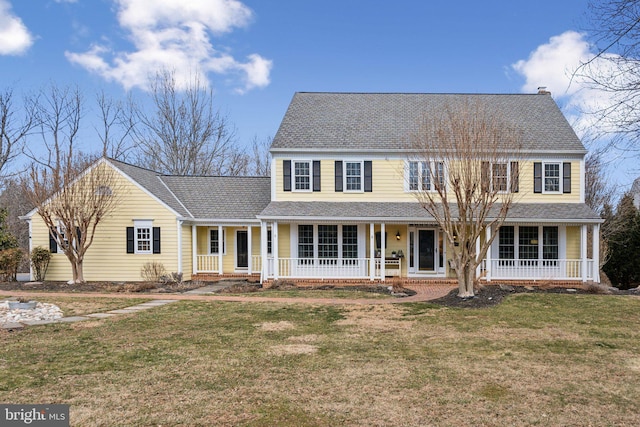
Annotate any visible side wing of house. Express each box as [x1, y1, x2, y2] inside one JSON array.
[[27, 160, 191, 282]]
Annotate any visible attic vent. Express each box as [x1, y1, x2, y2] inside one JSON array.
[[96, 185, 113, 196], [537, 86, 551, 95]]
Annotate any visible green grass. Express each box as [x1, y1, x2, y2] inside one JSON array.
[[1, 294, 639, 426]]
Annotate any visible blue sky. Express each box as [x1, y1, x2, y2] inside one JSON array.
[[0, 0, 632, 188]]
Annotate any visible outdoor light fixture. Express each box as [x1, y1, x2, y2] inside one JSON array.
[[396, 231, 401, 240]]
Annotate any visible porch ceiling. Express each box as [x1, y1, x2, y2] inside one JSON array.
[[258, 201, 602, 223]]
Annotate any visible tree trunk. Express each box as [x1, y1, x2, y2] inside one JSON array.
[[456, 262, 476, 298], [68, 257, 86, 284]]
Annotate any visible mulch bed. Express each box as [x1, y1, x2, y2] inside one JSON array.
[[429, 284, 640, 308]]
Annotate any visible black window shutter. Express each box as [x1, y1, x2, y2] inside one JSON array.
[[364, 161, 373, 192], [153, 227, 161, 254], [533, 162, 542, 193], [126, 227, 134, 253], [313, 160, 321, 192], [49, 230, 57, 253], [283, 160, 291, 192], [335, 161, 343, 192], [563, 162, 571, 193], [510, 161, 519, 193], [481, 161, 490, 192]]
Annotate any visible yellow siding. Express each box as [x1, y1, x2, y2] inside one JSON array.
[[277, 224, 291, 258], [273, 158, 582, 203], [31, 167, 180, 282], [566, 226, 581, 259]]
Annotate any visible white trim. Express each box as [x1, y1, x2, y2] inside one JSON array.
[[218, 225, 223, 275], [247, 225, 252, 275], [369, 223, 375, 281], [273, 222, 279, 280]]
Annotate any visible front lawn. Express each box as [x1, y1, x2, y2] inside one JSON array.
[[1, 294, 639, 426]]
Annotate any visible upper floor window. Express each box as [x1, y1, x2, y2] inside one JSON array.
[[407, 161, 444, 192], [335, 161, 372, 192], [294, 161, 311, 191], [544, 163, 561, 193], [345, 161, 363, 191], [283, 160, 320, 192], [534, 162, 571, 194], [492, 163, 508, 192]]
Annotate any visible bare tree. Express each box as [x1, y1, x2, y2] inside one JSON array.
[[248, 135, 272, 176], [23, 156, 121, 283], [133, 70, 235, 175], [95, 90, 136, 161], [0, 87, 36, 177], [585, 150, 616, 214], [576, 1, 640, 146], [410, 101, 522, 298]]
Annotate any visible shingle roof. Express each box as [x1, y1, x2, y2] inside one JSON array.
[[108, 159, 270, 220], [258, 201, 601, 223], [271, 92, 586, 152], [108, 159, 191, 217], [160, 176, 271, 220]]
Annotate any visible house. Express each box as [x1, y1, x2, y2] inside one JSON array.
[[23, 91, 602, 284]]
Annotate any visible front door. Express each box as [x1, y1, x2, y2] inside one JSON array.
[[236, 230, 248, 269], [418, 229, 435, 271]]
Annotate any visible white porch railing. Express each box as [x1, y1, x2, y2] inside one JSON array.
[[485, 259, 594, 281], [196, 254, 262, 275], [267, 258, 370, 279], [196, 255, 219, 272]]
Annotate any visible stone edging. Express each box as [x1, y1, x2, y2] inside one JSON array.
[[1, 299, 179, 330]]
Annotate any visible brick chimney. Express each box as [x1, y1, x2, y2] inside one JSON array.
[[537, 86, 551, 95]]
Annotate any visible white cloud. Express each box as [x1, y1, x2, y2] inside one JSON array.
[[0, 0, 34, 55], [65, 0, 272, 93], [511, 31, 623, 139]]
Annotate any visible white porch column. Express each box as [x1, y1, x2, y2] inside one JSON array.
[[380, 223, 386, 281], [177, 220, 183, 274], [369, 223, 375, 281], [485, 225, 492, 282], [192, 224, 197, 275], [247, 225, 252, 275], [260, 221, 267, 283], [581, 224, 588, 282], [592, 223, 600, 283], [218, 225, 224, 276], [273, 222, 279, 280]]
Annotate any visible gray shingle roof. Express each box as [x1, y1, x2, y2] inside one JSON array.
[[271, 92, 586, 152], [160, 176, 271, 220], [258, 201, 601, 223], [108, 159, 191, 217], [108, 159, 270, 220]]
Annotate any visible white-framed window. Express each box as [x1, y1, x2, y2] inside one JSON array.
[[296, 224, 361, 263], [294, 161, 311, 191], [497, 225, 559, 264], [406, 161, 445, 192], [134, 220, 152, 254], [543, 162, 561, 193], [344, 161, 363, 192], [209, 228, 226, 255]]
